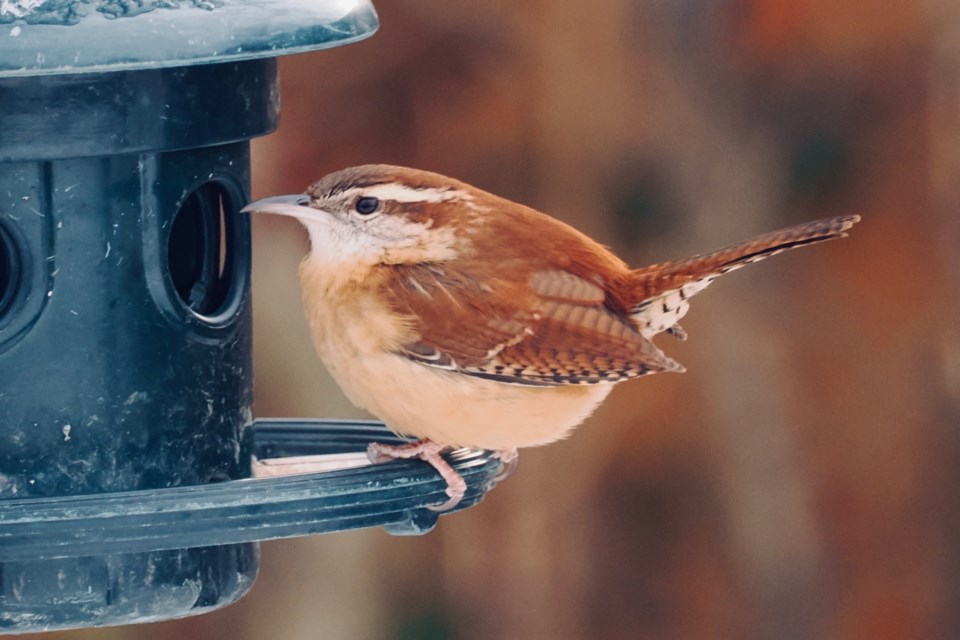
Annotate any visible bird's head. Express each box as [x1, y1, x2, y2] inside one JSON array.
[[242, 165, 483, 269]]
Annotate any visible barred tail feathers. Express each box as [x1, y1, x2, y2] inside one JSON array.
[[629, 215, 860, 338]]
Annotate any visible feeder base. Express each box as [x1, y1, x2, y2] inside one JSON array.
[[0, 544, 257, 633]]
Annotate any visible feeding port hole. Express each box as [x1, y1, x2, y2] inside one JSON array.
[[0, 223, 19, 321], [167, 181, 239, 318]]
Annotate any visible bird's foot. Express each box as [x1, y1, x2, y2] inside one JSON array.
[[494, 448, 519, 483], [367, 439, 466, 512]]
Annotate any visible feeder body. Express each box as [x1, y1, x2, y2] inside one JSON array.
[[0, 1, 379, 631], [0, 61, 269, 632]]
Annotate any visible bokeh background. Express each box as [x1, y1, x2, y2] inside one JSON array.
[[39, 1, 960, 639]]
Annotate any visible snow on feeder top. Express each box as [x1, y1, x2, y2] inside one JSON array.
[[0, 0, 376, 76]]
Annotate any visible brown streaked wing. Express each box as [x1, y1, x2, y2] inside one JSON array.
[[467, 296, 683, 385], [384, 265, 683, 386], [384, 263, 539, 366]]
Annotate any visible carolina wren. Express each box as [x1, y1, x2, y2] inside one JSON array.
[[244, 165, 859, 509]]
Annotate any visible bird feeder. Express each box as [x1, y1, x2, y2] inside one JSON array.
[[0, 1, 502, 632]]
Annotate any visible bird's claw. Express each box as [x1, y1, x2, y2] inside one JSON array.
[[367, 439, 467, 511], [493, 448, 519, 483]]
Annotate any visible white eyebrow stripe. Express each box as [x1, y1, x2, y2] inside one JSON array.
[[338, 184, 472, 204]]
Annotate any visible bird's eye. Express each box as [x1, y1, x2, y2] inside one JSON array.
[[354, 196, 381, 216]]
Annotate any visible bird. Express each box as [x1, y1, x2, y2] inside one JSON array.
[[243, 164, 859, 510]]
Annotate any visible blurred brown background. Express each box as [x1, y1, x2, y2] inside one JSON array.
[[40, 1, 960, 639]]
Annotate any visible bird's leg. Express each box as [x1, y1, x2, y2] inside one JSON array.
[[367, 439, 467, 511], [494, 448, 519, 483]]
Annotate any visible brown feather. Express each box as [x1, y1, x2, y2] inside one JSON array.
[[624, 215, 861, 304], [381, 259, 681, 385], [624, 215, 860, 337]]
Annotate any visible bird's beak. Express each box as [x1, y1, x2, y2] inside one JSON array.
[[241, 195, 313, 219]]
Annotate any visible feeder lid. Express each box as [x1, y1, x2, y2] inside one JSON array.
[[0, 0, 377, 77]]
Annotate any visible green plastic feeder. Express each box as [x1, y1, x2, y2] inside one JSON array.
[[0, 1, 503, 632]]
